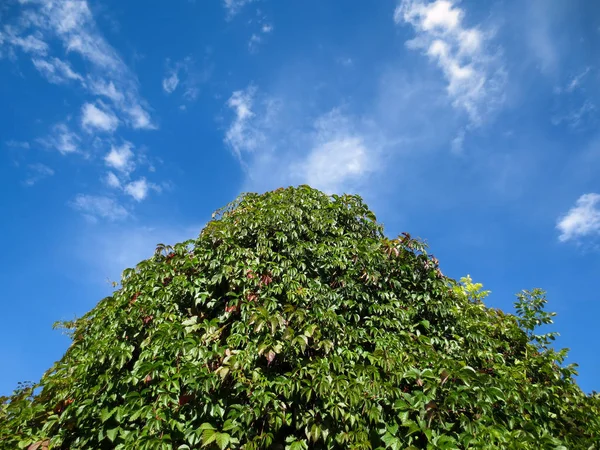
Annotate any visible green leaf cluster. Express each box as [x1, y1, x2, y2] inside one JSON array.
[[1, 186, 599, 449]]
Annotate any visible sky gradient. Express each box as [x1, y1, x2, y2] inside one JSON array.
[[1, 0, 599, 395]]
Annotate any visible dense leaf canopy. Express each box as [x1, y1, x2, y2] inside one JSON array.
[[1, 186, 599, 449]]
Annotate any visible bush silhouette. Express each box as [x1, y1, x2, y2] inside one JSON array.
[[2, 186, 599, 449]]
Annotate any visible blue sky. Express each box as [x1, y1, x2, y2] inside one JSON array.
[[1, 0, 599, 395]]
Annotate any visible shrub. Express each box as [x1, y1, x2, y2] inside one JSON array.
[[2, 186, 598, 449]]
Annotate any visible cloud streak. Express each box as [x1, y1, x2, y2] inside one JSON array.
[[566, 67, 591, 93], [395, 0, 505, 124], [32, 57, 82, 84]]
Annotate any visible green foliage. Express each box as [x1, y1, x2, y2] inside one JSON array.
[[1, 186, 599, 449]]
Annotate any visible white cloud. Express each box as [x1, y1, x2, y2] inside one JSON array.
[[296, 110, 375, 193], [162, 71, 179, 94], [225, 85, 264, 157], [104, 142, 134, 173], [24, 163, 54, 186], [222, 0, 253, 18], [395, 0, 505, 124], [70, 194, 129, 222], [105, 171, 121, 189], [124, 178, 160, 202], [401, 0, 461, 31], [262, 24, 273, 34], [302, 137, 369, 194], [32, 57, 83, 84], [124, 178, 148, 201], [81, 102, 119, 133], [557, 193, 600, 242], [38, 123, 80, 154]]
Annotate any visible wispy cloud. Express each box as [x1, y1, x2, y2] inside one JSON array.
[[451, 128, 465, 154], [37, 123, 80, 155], [162, 71, 179, 94], [24, 163, 54, 186], [0, 26, 48, 55], [248, 23, 273, 52], [5, 140, 30, 149], [557, 193, 600, 243], [183, 86, 199, 102], [552, 100, 596, 130], [88, 79, 124, 103], [161, 56, 211, 104], [3, 0, 159, 216], [248, 34, 262, 52], [395, 0, 505, 124], [31, 57, 82, 84], [222, 0, 254, 18], [70, 194, 129, 222], [224, 85, 265, 158], [566, 67, 591, 93], [81, 102, 119, 133], [523, 0, 560, 76]]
